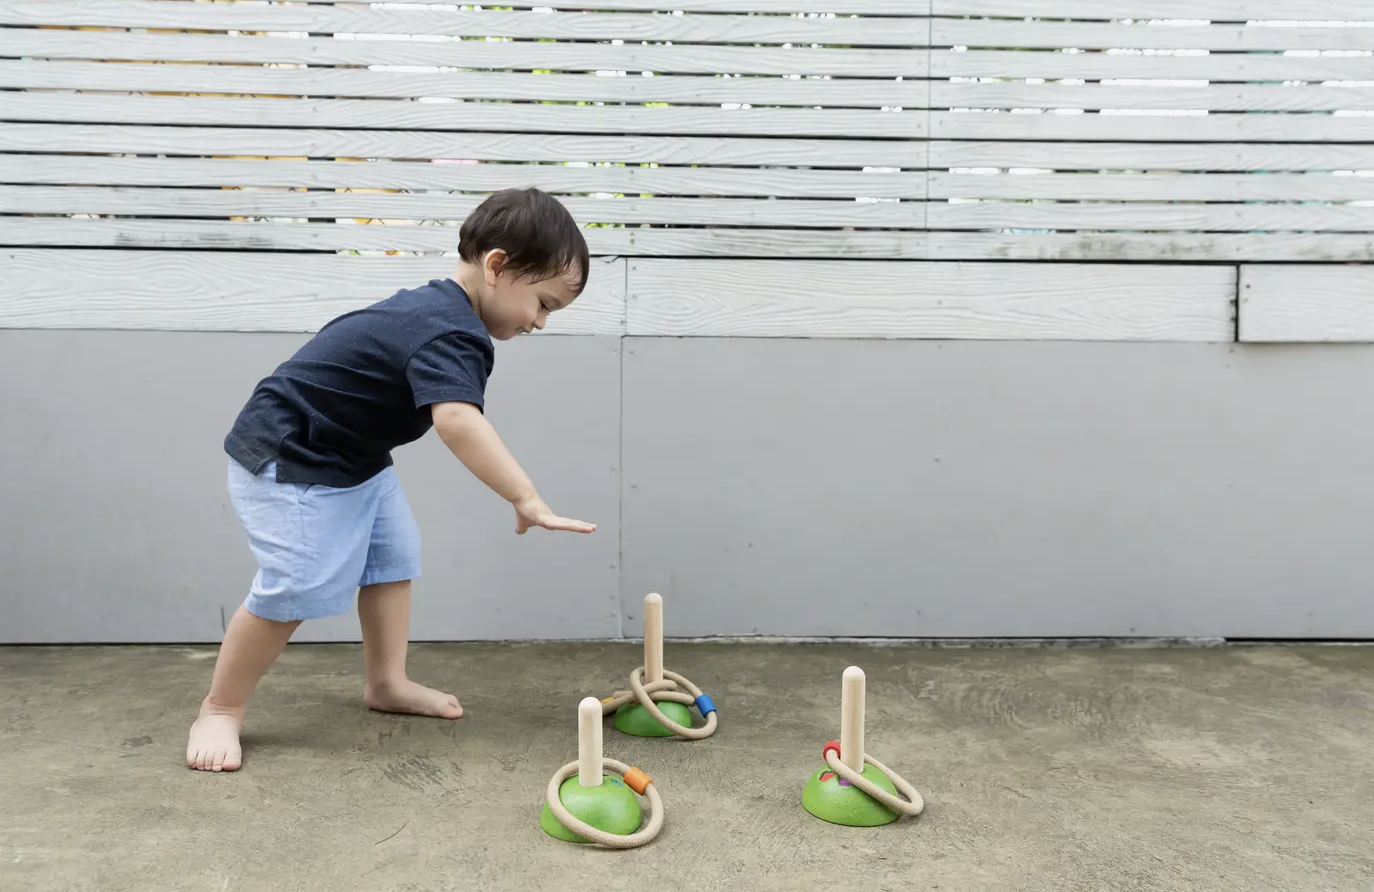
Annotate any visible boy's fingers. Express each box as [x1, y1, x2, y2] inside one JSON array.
[[543, 516, 596, 533]]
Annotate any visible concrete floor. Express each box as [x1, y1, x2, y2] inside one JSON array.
[[1, 642, 1372, 891]]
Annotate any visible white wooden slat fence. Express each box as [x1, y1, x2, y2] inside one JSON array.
[[0, 0, 1371, 340]]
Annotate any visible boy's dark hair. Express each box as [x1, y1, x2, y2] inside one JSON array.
[[458, 187, 589, 295]]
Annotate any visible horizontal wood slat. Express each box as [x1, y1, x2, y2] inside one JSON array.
[[924, 232, 1374, 262], [0, 185, 921, 229], [0, 60, 922, 108], [0, 124, 914, 169], [13, 128, 1368, 174], [0, 29, 923, 78], [933, 50, 1374, 82], [0, 248, 1237, 341], [935, 83, 1374, 113], [0, 93, 925, 140], [0, 219, 931, 258], [0, 249, 627, 334], [626, 259, 1235, 340], [927, 141, 1374, 171], [16, 185, 1374, 233], [929, 202, 1374, 233], [934, 19, 1374, 51], [931, 111, 1374, 143], [9, 219, 1373, 261], [1239, 265, 1374, 342], [929, 1, 1370, 20], [299, 0, 918, 11], [12, 219, 1361, 262], [0, 155, 924, 200], [0, 1, 924, 45], [931, 172, 1374, 202]]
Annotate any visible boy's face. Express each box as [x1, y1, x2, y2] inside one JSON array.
[[480, 252, 582, 340]]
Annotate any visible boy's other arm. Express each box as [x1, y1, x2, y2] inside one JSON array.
[[430, 401, 596, 535]]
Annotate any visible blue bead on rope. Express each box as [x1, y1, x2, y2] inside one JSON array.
[[695, 693, 717, 716]]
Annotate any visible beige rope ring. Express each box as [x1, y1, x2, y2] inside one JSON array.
[[544, 757, 665, 849], [823, 745, 925, 817], [599, 668, 719, 739]]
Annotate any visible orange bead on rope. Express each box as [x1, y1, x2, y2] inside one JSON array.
[[621, 767, 653, 796]]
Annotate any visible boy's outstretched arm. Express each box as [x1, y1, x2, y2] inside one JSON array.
[[431, 401, 596, 535]]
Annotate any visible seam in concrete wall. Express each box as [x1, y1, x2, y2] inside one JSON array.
[[1232, 266, 1242, 343], [617, 327, 627, 638]]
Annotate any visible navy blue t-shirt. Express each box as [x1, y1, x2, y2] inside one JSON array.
[[224, 278, 494, 487]]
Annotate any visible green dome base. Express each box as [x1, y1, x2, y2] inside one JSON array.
[[613, 700, 695, 738], [802, 763, 902, 827], [540, 774, 642, 843]]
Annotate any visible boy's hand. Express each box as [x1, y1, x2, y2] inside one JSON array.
[[513, 495, 596, 535]]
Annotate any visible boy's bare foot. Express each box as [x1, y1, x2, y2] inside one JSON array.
[[186, 700, 244, 772], [365, 679, 464, 719]]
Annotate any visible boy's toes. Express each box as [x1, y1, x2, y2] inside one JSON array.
[[187, 712, 244, 772]]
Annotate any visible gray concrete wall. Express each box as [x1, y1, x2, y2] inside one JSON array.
[[4, 331, 1372, 642], [0, 331, 622, 643], [620, 338, 1374, 640]]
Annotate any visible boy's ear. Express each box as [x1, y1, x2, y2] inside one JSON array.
[[483, 248, 509, 283]]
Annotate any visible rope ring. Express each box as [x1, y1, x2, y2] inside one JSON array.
[[823, 749, 925, 817], [628, 667, 718, 739], [544, 757, 665, 849], [599, 668, 719, 739]]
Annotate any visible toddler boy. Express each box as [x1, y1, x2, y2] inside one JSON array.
[[187, 187, 596, 772]]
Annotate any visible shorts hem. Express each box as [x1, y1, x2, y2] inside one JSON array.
[[359, 566, 422, 588], [243, 595, 354, 623]]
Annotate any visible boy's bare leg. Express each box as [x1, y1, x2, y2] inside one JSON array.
[[359, 580, 463, 719], [187, 605, 301, 772]]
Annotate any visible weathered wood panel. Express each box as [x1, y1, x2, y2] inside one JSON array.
[[935, 83, 1374, 113], [934, 19, 1374, 52], [304, 0, 916, 11], [0, 60, 922, 108], [0, 250, 627, 334], [626, 260, 1235, 340], [16, 184, 1374, 233], [925, 233, 1374, 262], [931, 172, 1374, 203], [926, 9, 1374, 264], [0, 186, 921, 229], [12, 128, 1367, 174], [0, 0, 923, 45], [0, 93, 926, 140], [0, 219, 930, 259], [16, 220, 1370, 262], [931, 111, 1374, 143], [1239, 266, 1374, 343], [931, 0, 1367, 19], [0, 124, 914, 170], [930, 202, 1374, 233], [928, 141, 1373, 171], [0, 155, 924, 200], [1, 1, 1370, 272], [934, 50, 1373, 82], [0, 29, 923, 78]]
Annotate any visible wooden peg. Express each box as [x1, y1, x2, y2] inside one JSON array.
[[644, 593, 664, 685], [578, 696, 603, 787], [840, 666, 865, 774]]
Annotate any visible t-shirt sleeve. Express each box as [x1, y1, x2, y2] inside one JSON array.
[[405, 331, 490, 410]]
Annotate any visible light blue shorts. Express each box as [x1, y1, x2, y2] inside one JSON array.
[[226, 459, 422, 622]]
